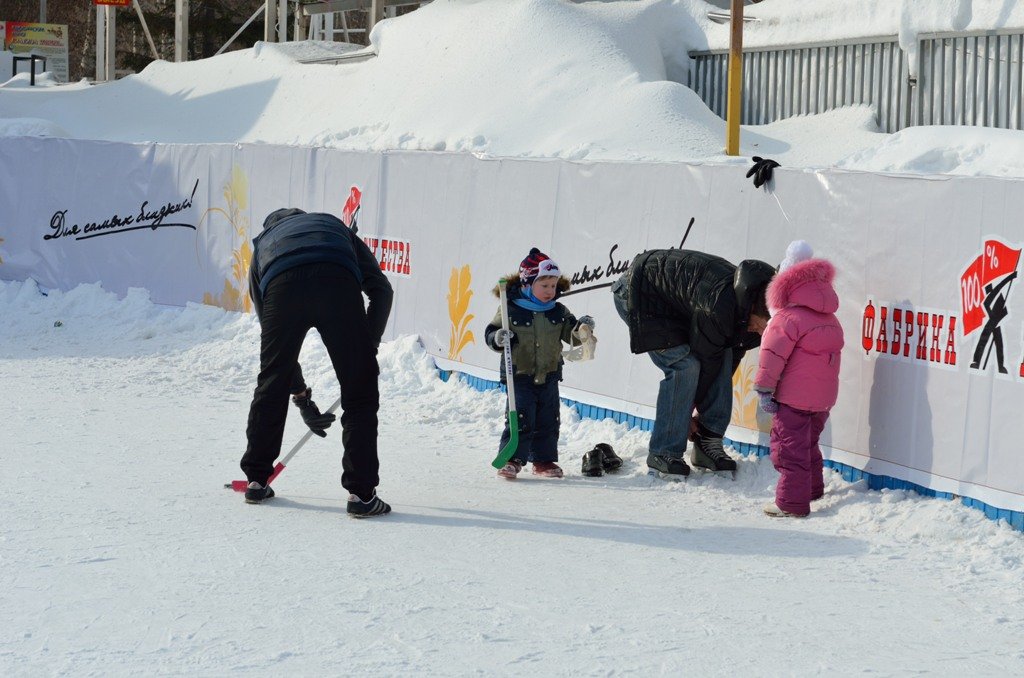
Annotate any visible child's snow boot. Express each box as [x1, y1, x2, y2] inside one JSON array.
[[763, 502, 808, 518], [497, 460, 523, 480], [532, 461, 564, 478]]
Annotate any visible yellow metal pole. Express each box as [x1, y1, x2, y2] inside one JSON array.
[[725, 0, 744, 155]]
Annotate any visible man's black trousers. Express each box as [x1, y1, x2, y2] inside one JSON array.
[[240, 264, 380, 499]]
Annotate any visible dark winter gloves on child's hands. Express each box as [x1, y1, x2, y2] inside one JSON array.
[[575, 315, 595, 331], [292, 388, 336, 437], [757, 390, 779, 414], [746, 156, 780, 188]]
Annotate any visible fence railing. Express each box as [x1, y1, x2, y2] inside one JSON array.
[[690, 30, 1024, 133]]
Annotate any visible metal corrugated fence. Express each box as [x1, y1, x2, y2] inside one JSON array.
[[917, 31, 1024, 129], [690, 30, 1024, 133]]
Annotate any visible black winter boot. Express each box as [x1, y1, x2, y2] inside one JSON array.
[[581, 448, 604, 477], [596, 443, 622, 471]]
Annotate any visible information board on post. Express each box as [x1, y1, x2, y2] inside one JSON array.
[[3, 22, 69, 82]]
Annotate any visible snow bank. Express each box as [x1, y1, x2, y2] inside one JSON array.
[[0, 116, 68, 137], [837, 125, 1024, 177], [1, 0, 1024, 173], [708, 0, 1024, 52]]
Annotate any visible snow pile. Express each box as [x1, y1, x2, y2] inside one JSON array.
[[0, 0, 725, 161], [0, 116, 66, 136], [1, 0, 1024, 174], [0, 71, 63, 89], [2, 278, 1024, 673], [837, 125, 1024, 177], [708, 0, 1024, 52]]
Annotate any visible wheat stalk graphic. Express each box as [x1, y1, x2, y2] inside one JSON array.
[[447, 265, 476, 360], [732, 358, 769, 432], [199, 165, 252, 313]]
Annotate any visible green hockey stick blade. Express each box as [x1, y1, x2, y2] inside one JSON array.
[[491, 411, 519, 469]]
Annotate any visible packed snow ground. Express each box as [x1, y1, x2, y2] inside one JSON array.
[[5, 0, 1024, 175], [4, 0, 1024, 674], [2, 281, 1023, 675]]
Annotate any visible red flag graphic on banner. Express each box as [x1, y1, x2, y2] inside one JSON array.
[[960, 238, 1021, 335], [982, 239, 1021, 283], [960, 256, 985, 335], [342, 186, 362, 229]]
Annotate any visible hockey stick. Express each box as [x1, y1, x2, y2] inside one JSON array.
[[491, 280, 520, 469], [225, 396, 342, 492]]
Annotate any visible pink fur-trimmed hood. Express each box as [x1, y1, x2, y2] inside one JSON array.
[[767, 258, 838, 314]]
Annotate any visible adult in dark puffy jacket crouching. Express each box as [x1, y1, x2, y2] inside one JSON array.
[[611, 249, 774, 478]]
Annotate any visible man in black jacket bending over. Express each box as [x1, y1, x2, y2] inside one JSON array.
[[611, 249, 774, 478], [240, 208, 394, 517]]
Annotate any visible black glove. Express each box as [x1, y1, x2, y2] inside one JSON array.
[[292, 388, 335, 437], [746, 156, 780, 188]]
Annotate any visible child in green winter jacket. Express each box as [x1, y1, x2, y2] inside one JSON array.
[[484, 248, 595, 479]]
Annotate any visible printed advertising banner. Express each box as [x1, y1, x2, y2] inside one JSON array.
[[1, 137, 1023, 514], [3, 22, 69, 82]]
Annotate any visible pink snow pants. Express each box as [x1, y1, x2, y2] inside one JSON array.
[[769, 403, 828, 516]]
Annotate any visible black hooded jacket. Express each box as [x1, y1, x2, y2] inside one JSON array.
[[622, 249, 775, 403], [248, 208, 393, 345]]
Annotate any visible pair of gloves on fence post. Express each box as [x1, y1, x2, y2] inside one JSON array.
[[746, 156, 780, 188]]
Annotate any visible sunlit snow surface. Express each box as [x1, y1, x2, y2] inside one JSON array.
[[1, 280, 1022, 674]]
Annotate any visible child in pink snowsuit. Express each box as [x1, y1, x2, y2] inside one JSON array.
[[755, 242, 844, 517]]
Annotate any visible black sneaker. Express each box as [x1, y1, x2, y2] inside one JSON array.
[[691, 433, 737, 473], [646, 453, 691, 477], [596, 443, 623, 471], [581, 448, 604, 477], [347, 491, 392, 518], [244, 481, 275, 504]]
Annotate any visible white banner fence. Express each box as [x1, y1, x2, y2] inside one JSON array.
[[2, 137, 1022, 527]]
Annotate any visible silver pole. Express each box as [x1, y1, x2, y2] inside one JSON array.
[[368, 0, 384, 38], [216, 5, 266, 57], [264, 0, 276, 42], [105, 6, 116, 81], [278, 0, 287, 42], [133, 0, 161, 61], [175, 0, 189, 62], [95, 4, 105, 81], [40, 0, 47, 23]]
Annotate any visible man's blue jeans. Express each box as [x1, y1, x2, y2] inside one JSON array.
[[612, 276, 732, 459]]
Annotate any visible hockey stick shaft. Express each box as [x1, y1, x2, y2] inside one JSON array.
[[226, 396, 343, 491], [492, 280, 520, 469]]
